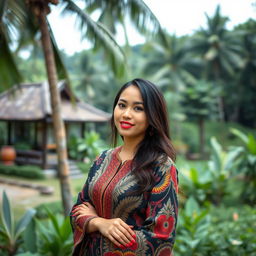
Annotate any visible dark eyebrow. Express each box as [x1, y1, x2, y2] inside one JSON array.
[[119, 98, 144, 105]]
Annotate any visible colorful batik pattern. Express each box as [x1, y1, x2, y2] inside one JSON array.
[[70, 147, 178, 256]]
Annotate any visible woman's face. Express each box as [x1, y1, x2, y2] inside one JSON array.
[[114, 85, 149, 142]]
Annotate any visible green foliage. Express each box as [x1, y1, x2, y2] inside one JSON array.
[[35, 202, 63, 219], [0, 191, 36, 256], [0, 165, 44, 179], [68, 131, 106, 162], [76, 161, 91, 174], [175, 200, 256, 256], [180, 137, 240, 205], [229, 128, 256, 204], [35, 208, 73, 256], [181, 80, 219, 121], [175, 197, 211, 255]]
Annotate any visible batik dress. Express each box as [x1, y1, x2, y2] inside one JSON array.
[[71, 147, 178, 256]]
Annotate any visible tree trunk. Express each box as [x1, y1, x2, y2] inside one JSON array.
[[36, 6, 73, 216]]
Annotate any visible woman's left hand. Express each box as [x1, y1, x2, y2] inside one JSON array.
[[72, 202, 98, 220]]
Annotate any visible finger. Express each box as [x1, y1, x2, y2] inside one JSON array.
[[76, 214, 85, 220], [107, 233, 123, 248], [72, 211, 82, 217], [120, 222, 136, 238], [113, 225, 135, 245], [113, 229, 130, 245]]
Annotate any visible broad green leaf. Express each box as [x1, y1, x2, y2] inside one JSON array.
[[23, 219, 37, 253], [224, 147, 243, 171], [210, 137, 222, 171], [45, 208, 61, 236], [190, 168, 199, 184], [15, 208, 36, 240], [247, 134, 256, 155], [185, 196, 200, 217], [230, 128, 248, 145], [2, 191, 13, 239]]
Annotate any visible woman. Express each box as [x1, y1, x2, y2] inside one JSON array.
[[71, 78, 178, 256]]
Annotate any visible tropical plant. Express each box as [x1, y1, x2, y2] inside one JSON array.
[[181, 80, 219, 156], [143, 34, 197, 92], [175, 201, 256, 256], [175, 197, 211, 256], [189, 5, 244, 120], [180, 137, 241, 205], [35, 208, 73, 256], [180, 167, 212, 206], [207, 137, 241, 205], [229, 128, 256, 205], [0, 191, 36, 256], [68, 130, 106, 162], [234, 19, 256, 127]]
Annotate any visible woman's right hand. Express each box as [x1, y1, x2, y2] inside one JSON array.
[[90, 217, 136, 249]]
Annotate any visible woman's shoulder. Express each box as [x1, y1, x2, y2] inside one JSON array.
[[155, 155, 177, 176], [94, 146, 120, 163]]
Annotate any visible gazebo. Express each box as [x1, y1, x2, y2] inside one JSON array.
[[0, 81, 111, 168]]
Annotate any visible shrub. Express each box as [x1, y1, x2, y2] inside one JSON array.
[[0, 191, 36, 256], [35, 201, 63, 219], [175, 199, 256, 256], [76, 161, 91, 174], [0, 164, 44, 179]]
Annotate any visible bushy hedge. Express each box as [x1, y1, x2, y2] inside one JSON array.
[[0, 164, 44, 179], [35, 196, 78, 219]]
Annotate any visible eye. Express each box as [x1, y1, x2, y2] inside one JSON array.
[[134, 106, 144, 111], [118, 103, 126, 109]]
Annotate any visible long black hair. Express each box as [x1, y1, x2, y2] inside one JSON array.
[[111, 78, 176, 193]]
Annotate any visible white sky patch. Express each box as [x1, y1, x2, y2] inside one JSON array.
[[47, 0, 256, 55]]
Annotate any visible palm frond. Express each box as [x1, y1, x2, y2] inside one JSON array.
[[0, 30, 22, 91], [128, 0, 168, 46], [61, 0, 126, 76]]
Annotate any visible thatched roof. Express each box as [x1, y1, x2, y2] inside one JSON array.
[[0, 81, 111, 122]]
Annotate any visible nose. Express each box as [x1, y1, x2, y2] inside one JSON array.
[[123, 108, 132, 119]]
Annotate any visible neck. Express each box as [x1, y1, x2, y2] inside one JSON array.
[[122, 136, 143, 156]]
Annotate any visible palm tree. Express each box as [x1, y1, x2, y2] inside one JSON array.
[[143, 34, 198, 92], [234, 19, 256, 127], [0, 0, 164, 216], [189, 5, 244, 120]]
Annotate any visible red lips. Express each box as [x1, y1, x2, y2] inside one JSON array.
[[120, 121, 134, 129]]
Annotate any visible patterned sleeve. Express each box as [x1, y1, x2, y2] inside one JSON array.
[[70, 153, 105, 252], [133, 163, 178, 256]]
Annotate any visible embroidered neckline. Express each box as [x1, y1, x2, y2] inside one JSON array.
[[115, 146, 133, 164]]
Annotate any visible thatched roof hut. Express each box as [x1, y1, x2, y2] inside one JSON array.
[[0, 81, 110, 168]]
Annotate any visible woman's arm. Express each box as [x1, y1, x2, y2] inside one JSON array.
[[132, 163, 178, 255], [72, 202, 136, 248]]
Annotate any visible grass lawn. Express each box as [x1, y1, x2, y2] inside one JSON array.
[[0, 173, 88, 219]]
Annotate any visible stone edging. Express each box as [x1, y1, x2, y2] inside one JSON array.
[[0, 177, 54, 195]]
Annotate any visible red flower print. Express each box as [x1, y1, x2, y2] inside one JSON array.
[[154, 215, 175, 239], [129, 241, 138, 251], [158, 248, 172, 256]]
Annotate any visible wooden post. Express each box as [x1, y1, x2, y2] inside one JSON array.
[[7, 121, 11, 145], [42, 120, 47, 169], [34, 121, 38, 149], [81, 122, 86, 138]]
